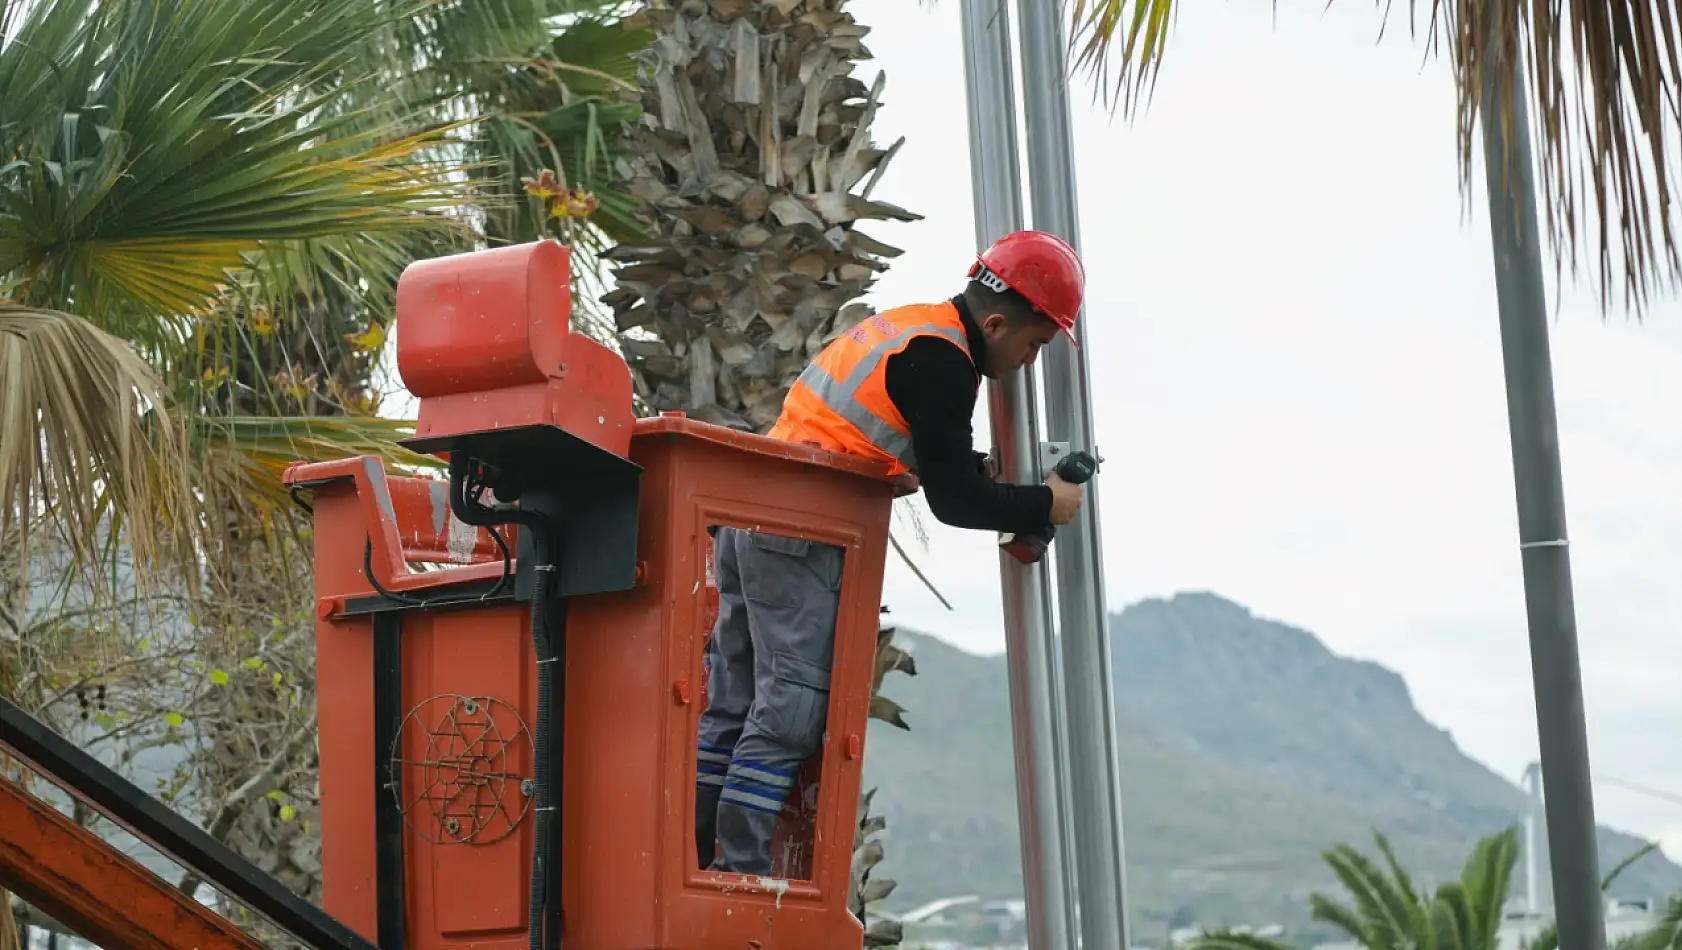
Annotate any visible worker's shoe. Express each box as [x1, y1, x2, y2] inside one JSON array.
[[709, 800, 780, 875]]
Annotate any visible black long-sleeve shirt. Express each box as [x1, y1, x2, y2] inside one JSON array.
[[881, 295, 1053, 535]]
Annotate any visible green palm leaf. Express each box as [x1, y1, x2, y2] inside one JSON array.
[[1457, 825, 1519, 950], [191, 414, 440, 516], [1321, 842, 1416, 950], [1635, 895, 1682, 950], [1310, 891, 1379, 947], [1436, 882, 1477, 950], [1, 0, 485, 587], [1529, 838, 1663, 950], [1428, 892, 1466, 950], [1182, 929, 1299, 950], [0, 0, 477, 333]]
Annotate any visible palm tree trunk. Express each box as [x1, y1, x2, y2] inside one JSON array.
[[609, 0, 919, 428], [611, 2, 921, 936]]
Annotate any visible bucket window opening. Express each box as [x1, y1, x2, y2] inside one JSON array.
[[693, 523, 847, 882]]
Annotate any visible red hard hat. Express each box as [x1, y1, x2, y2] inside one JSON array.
[[968, 229, 1085, 340]]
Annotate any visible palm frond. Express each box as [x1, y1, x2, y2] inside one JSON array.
[[1321, 841, 1415, 950], [1310, 892, 1378, 948], [227, 229, 474, 325], [1372, 831, 1440, 950], [1435, 881, 1478, 950], [1457, 824, 1519, 950], [1428, 892, 1467, 950], [1633, 894, 1682, 950], [1372, 830, 1424, 908], [469, 14, 653, 247], [1602, 839, 1661, 890], [0, 304, 199, 584], [1527, 837, 1661, 950], [0, 0, 479, 334], [1181, 929, 1299, 950], [1064, 1, 1682, 315], [1067, 0, 1178, 117], [190, 414, 440, 519]]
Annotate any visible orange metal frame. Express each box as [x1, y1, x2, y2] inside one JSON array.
[[0, 774, 267, 950]]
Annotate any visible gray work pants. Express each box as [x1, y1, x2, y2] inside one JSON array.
[[695, 526, 844, 874]]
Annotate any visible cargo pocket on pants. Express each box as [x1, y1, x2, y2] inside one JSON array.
[[762, 649, 832, 757]]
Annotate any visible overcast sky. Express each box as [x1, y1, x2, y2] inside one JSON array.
[[842, 0, 1682, 860]]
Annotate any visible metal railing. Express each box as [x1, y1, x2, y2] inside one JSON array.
[[0, 695, 379, 950]]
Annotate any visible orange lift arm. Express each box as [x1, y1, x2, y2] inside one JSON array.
[[0, 773, 267, 950], [0, 694, 379, 950]]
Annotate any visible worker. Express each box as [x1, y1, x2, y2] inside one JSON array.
[[693, 229, 1089, 875]]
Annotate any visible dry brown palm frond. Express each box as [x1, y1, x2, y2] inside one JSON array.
[[0, 893, 17, 950], [0, 305, 200, 592], [1067, 0, 1682, 316], [1440, 0, 1682, 315]]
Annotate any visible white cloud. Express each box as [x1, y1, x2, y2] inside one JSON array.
[[850, 0, 1682, 860]]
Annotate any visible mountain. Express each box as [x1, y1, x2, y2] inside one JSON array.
[[859, 591, 1682, 941]]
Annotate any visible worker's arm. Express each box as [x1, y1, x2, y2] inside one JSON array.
[[883, 338, 1053, 535]]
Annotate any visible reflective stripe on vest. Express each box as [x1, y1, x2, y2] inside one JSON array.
[[777, 311, 970, 472]]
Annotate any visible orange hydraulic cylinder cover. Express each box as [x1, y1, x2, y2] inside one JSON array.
[[395, 238, 635, 457], [288, 239, 913, 950]]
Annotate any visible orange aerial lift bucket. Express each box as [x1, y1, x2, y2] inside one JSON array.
[[284, 240, 908, 950]]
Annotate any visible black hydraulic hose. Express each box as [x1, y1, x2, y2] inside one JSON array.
[[443, 453, 561, 950], [528, 562, 557, 950], [448, 453, 550, 564]]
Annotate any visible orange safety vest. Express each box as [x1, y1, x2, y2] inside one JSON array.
[[767, 301, 974, 477]]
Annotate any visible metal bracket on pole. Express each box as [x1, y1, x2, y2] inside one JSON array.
[[1038, 441, 1072, 475]]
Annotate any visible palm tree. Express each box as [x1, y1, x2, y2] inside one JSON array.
[[342, 0, 653, 330], [1, 0, 651, 583], [1, 0, 652, 942], [1185, 832, 1672, 950], [177, 4, 654, 921], [1615, 895, 1682, 950], [1186, 826, 1521, 950], [1065, 1, 1682, 316], [1521, 841, 1666, 950], [0, 0, 476, 588], [0, 0, 480, 938], [606, 2, 919, 428], [604, 1, 922, 940]]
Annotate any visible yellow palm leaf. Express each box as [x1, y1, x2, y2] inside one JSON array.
[[191, 414, 442, 518], [0, 304, 200, 585]]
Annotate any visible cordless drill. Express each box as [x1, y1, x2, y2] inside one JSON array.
[[999, 449, 1100, 565]]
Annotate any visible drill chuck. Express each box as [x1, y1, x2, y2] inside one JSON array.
[[1052, 450, 1099, 485]]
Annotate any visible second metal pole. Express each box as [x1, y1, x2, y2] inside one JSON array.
[[959, 2, 1077, 948], [1015, 4, 1133, 948], [1477, 44, 1605, 950]]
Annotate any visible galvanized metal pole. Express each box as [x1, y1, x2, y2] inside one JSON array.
[[1014, 4, 1133, 948], [1477, 51, 1605, 950], [958, 2, 1077, 948]]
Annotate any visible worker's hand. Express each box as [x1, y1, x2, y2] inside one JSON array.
[[983, 452, 1001, 481], [1045, 471, 1083, 525]]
